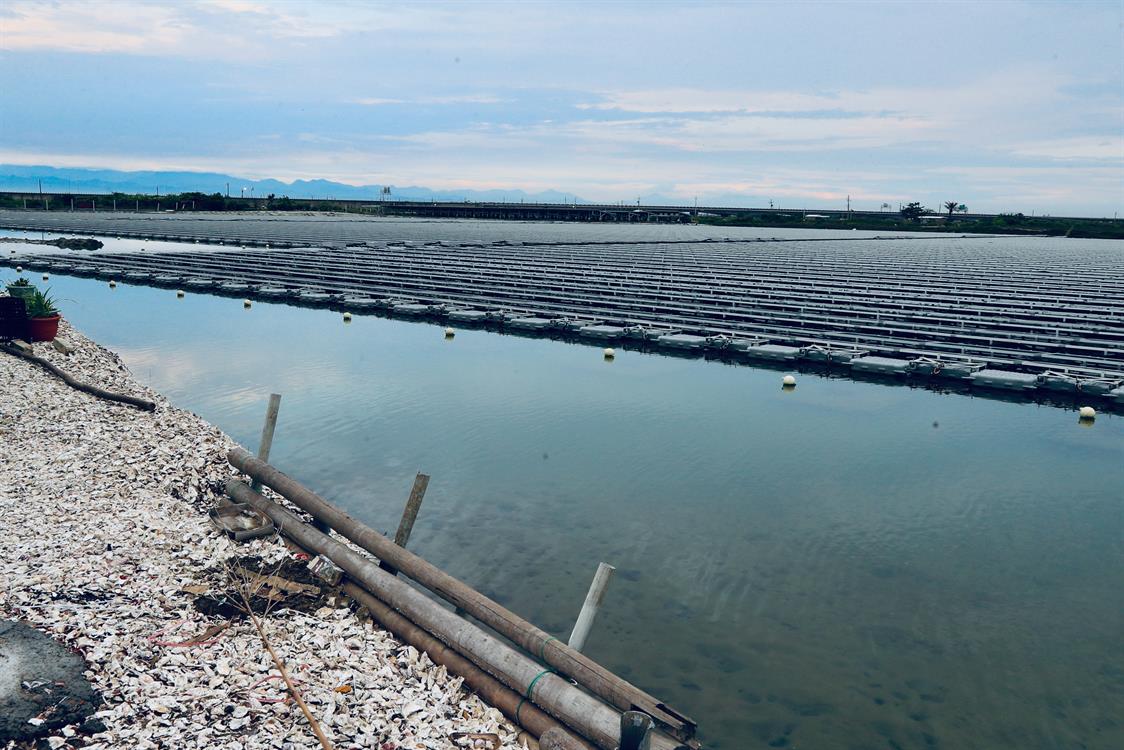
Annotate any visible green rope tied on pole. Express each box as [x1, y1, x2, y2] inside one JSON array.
[[514, 697, 527, 724], [526, 668, 554, 700], [538, 634, 558, 661]]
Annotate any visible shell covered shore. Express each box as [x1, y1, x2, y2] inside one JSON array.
[[0, 320, 521, 749]]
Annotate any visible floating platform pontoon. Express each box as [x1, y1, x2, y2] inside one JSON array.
[[508, 316, 557, 331], [447, 309, 488, 322], [3, 210, 1122, 410], [851, 356, 912, 375], [341, 296, 380, 309], [658, 333, 709, 350], [580, 324, 628, 339], [971, 369, 1040, 391], [746, 343, 804, 361]]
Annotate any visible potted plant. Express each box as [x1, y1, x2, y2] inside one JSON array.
[[5, 277, 36, 300], [26, 288, 61, 342]]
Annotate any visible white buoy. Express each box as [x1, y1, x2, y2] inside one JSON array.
[[176, 290, 185, 298], [243, 299, 252, 308], [604, 348, 615, 359], [783, 374, 796, 386], [109, 280, 117, 288], [444, 327, 455, 338], [1079, 406, 1096, 420], [343, 311, 352, 322], [15, 266, 21, 272], [42, 273, 49, 280]]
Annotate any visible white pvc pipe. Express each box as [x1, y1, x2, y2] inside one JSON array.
[[568, 562, 615, 653]]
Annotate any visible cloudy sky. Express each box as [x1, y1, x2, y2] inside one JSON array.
[[1, 0, 1121, 214]]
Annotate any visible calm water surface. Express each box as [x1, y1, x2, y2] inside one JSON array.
[[6, 229, 1123, 750]]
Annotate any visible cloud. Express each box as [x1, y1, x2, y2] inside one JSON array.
[[1008, 136, 1124, 161], [0, 0, 458, 57], [1, 3, 1120, 215], [0, 2, 188, 54], [352, 95, 506, 106]]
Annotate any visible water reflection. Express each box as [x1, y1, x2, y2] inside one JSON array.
[[25, 271, 1124, 750]]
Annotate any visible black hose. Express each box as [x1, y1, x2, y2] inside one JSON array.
[[1, 342, 157, 411]]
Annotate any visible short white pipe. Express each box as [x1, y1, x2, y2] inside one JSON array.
[[568, 562, 615, 653]]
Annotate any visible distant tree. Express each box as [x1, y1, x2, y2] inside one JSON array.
[[944, 200, 958, 217], [900, 202, 926, 221]]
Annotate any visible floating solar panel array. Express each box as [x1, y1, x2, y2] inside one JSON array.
[[3, 213, 1123, 408]]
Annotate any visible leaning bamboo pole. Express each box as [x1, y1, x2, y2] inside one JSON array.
[[224, 480, 684, 750], [339, 583, 592, 750], [227, 448, 696, 744], [216, 493, 587, 747]]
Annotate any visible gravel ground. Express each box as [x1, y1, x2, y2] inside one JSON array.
[[0, 319, 520, 749]]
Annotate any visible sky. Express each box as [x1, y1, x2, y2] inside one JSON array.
[[0, 0, 1122, 215]]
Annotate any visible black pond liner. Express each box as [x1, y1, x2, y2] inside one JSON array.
[[0, 620, 104, 744]]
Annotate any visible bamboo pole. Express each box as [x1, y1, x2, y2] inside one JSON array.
[[393, 472, 430, 547], [540, 727, 595, 750], [380, 472, 430, 575], [224, 479, 676, 750], [245, 492, 591, 748], [340, 582, 593, 750], [226, 448, 696, 744], [251, 393, 282, 493]]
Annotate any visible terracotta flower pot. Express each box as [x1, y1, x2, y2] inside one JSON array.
[[28, 315, 61, 342]]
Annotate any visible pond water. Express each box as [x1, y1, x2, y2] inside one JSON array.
[[5, 229, 1123, 750]]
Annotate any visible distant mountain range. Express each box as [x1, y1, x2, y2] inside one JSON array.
[[0, 165, 591, 204]]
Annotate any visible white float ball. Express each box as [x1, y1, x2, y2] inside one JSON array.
[[243, 299, 252, 308], [109, 280, 117, 288], [42, 273, 49, 280], [176, 290, 185, 298], [444, 327, 455, 337], [343, 311, 352, 321], [783, 375, 796, 386], [1079, 406, 1096, 420], [604, 348, 615, 358], [15, 266, 21, 272]]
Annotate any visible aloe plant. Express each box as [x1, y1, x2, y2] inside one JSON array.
[[25, 288, 60, 318], [9, 277, 32, 287]]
